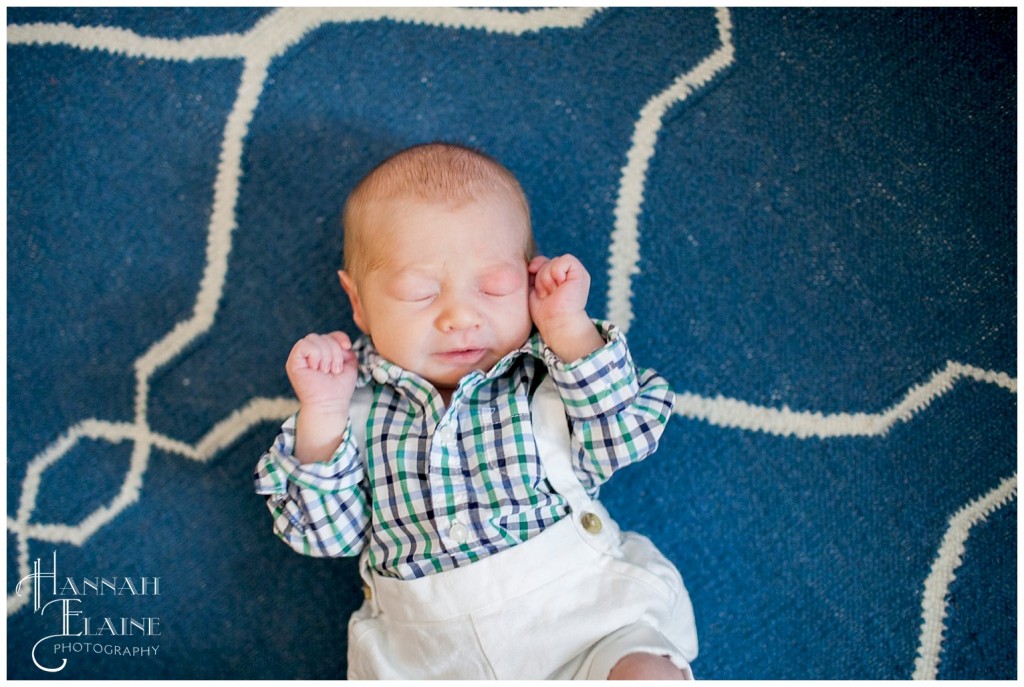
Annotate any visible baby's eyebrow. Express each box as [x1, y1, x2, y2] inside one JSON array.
[[389, 270, 436, 288], [385, 263, 439, 282], [394, 267, 436, 280]]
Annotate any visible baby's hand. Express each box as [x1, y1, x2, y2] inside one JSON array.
[[528, 254, 591, 326], [528, 254, 604, 363], [286, 331, 358, 412]]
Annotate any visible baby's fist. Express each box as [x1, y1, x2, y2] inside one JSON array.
[[286, 331, 358, 411], [528, 254, 604, 363], [528, 254, 591, 326]]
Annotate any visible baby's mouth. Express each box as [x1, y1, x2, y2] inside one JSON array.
[[435, 348, 488, 365]]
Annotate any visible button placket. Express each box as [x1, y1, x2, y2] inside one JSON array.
[[431, 403, 471, 551]]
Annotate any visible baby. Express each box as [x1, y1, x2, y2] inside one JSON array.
[[254, 143, 698, 679]]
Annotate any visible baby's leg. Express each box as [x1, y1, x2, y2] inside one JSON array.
[[607, 652, 689, 680]]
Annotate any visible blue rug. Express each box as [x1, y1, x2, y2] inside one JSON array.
[[6, 7, 1016, 680]]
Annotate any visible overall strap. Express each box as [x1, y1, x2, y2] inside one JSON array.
[[530, 375, 623, 551], [529, 374, 594, 513], [347, 385, 374, 452]]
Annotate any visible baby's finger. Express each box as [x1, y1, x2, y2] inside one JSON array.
[[323, 334, 351, 375], [311, 333, 346, 374], [307, 335, 334, 374], [327, 331, 353, 350], [549, 254, 575, 283], [340, 347, 358, 373], [334, 333, 354, 373], [537, 260, 563, 296], [290, 337, 322, 372]]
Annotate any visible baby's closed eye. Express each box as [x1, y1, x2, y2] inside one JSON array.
[[390, 276, 438, 302], [479, 265, 525, 297]]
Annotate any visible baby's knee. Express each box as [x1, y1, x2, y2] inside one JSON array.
[[607, 652, 689, 680]]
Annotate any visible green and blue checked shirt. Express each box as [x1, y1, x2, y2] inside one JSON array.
[[254, 321, 674, 581]]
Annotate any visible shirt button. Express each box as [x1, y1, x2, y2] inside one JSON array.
[[371, 367, 389, 384], [448, 521, 468, 544], [581, 512, 603, 534], [437, 425, 456, 446]]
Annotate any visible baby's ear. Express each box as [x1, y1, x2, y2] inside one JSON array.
[[338, 270, 369, 333]]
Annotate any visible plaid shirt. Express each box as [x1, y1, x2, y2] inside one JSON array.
[[254, 321, 674, 580]]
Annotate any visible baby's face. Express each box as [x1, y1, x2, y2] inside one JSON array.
[[344, 191, 534, 397]]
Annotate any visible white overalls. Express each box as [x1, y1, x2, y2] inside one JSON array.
[[346, 377, 699, 679]]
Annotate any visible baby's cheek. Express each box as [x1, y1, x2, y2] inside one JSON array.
[[501, 299, 533, 339]]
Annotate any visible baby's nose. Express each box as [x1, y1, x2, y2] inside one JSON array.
[[436, 299, 481, 332]]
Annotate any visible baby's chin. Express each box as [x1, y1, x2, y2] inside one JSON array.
[[426, 366, 493, 392]]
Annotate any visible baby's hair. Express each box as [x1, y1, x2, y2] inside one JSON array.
[[342, 142, 535, 280]]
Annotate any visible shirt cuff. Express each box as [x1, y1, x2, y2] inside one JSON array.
[[254, 413, 362, 495], [543, 320, 640, 420]]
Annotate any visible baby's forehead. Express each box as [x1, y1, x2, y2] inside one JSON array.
[[375, 193, 529, 237], [381, 217, 527, 269], [347, 189, 533, 280]]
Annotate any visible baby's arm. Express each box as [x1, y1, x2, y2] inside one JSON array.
[[252, 331, 369, 558], [557, 341, 675, 491], [544, 323, 676, 492], [529, 255, 674, 489], [286, 332, 358, 464]]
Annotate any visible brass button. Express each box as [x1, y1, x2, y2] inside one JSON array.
[[580, 512, 603, 534], [363, 583, 373, 600]]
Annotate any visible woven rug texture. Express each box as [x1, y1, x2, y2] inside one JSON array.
[[6, 7, 1016, 679]]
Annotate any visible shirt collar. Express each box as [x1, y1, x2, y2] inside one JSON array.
[[351, 330, 546, 391]]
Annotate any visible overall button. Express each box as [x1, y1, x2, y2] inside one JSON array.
[[580, 512, 603, 534], [448, 521, 469, 544], [371, 367, 390, 385]]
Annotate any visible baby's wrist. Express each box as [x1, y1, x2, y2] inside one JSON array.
[[537, 313, 603, 364], [295, 404, 351, 465], [297, 401, 351, 430]]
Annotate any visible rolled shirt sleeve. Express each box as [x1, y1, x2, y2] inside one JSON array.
[[254, 413, 370, 557], [542, 321, 676, 492]]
